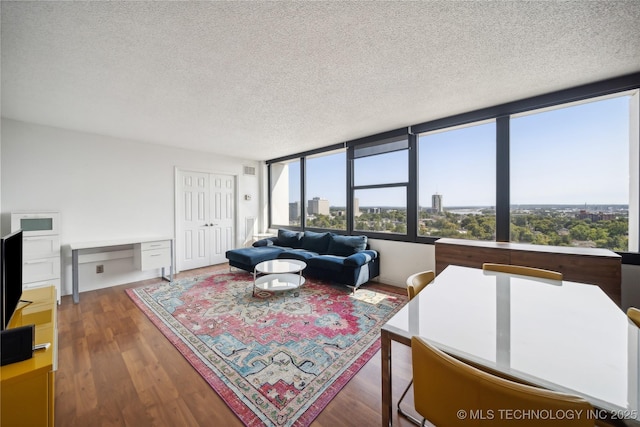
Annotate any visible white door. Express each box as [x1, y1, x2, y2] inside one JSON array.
[[209, 174, 235, 265], [178, 170, 235, 271]]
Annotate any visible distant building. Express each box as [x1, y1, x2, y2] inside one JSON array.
[[432, 193, 443, 213], [289, 202, 300, 221], [367, 207, 381, 214], [308, 197, 330, 216], [354, 197, 361, 217], [576, 210, 615, 221]]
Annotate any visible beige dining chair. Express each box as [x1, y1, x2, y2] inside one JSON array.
[[482, 263, 563, 281], [628, 307, 640, 327], [406, 270, 435, 300], [398, 270, 435, 425], [411, 335, 595, 426]]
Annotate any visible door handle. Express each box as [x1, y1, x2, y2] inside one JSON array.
[[210, 223, 218, 226]]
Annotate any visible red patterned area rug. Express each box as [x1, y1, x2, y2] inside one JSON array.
[[126, 270, 407, 426]]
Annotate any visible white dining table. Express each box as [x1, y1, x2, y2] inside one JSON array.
[[381, 265, 640, 426]]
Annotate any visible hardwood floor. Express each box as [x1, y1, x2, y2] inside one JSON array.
[[55, 264, 423, 426]]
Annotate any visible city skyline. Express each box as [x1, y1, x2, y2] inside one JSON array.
[[295, 196, 629, 211]]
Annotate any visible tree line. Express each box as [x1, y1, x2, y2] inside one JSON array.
[[304, 208, 628, 251]]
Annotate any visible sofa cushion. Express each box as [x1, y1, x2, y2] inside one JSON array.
[[277, 249, 319, 262], [225, 246, 285, 266], [277, 229, 303, 248], [252, 238, 274, 247], [307, 255, 346, 272], [301, 231, 331, 254], [327, 234, 368, 256], [344, 250, 377, 267]]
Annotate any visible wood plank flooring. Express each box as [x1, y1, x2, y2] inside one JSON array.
[[55, 264, 423, 426]]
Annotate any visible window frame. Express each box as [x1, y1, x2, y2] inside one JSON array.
[[304, 148, 348, 232], [266, 72, 640, 263], [415, 119, 498, 243], [348, 129, 415, 241]]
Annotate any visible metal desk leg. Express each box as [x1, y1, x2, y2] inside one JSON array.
[[381, 328, 393, 427], [72, 249, 79, 304], [162, 239, 174, 283], [169, 239, 174, 282]]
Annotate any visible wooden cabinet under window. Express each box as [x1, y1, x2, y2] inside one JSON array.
[[435, 238, 622, 306]]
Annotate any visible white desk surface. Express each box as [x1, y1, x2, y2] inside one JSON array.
[[383, 265, 639, 419], [69, 236, 173, 250]]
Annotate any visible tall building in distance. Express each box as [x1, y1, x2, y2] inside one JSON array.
[[354, 197, 361, 217], [308, 197, 330, 215], [289, 201, 300, 221], [432, 193, 443, 213]]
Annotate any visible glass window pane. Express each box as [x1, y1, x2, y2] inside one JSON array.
[[354, 150, 408, 186], [270, 160, 300, 227], [354, 187, 407, 234], [305, 150, 347, 230], [510, 95, 631, 251], [418, 121, 496, 240]]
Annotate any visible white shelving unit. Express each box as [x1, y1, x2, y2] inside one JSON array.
[[11, 211, 61, 303]]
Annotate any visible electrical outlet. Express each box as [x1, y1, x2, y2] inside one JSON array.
[[96, 265, 104, 274]]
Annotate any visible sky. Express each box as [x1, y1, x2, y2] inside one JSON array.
[[286, 94, 632, 208]]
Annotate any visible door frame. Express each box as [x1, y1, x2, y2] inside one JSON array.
[[174, 167, 239, 274]]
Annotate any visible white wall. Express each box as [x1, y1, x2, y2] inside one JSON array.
[[367, 238, 435, 287], [1, 118, 261, 296]]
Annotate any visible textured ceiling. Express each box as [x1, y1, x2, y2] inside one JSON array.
[[2, 1, 640, 161]]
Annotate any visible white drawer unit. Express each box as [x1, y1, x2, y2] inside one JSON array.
[[134, 240, 172, 270], [23, 236, 61, 259], [23, 256, 62, 283], [11, 211, 60, 236], [23, 278, 61, 292], [11, 211, 61, 303]]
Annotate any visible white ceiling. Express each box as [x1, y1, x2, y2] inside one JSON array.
[[2, 1, 639, 161]]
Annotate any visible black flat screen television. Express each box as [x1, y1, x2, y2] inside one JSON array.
[[1, 230, 23, 331]]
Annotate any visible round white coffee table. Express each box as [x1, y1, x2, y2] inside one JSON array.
[[253, 259, 307, 296]]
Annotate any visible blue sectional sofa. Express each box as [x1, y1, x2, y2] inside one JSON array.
[[225, 229, 380, 290]]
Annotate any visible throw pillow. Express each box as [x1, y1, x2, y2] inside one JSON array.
[[277, 228, 303, 248], [301, 231, 331, 253], [252, 239, 274, 247], [327, 234, 367, 257]]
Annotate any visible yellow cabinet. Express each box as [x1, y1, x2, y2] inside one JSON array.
[[1, 286, 57, 426]]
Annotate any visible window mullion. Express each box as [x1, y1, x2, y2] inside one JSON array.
[[496, 116, 510, 242]]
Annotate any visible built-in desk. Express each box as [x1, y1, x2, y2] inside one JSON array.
[[70, 237, 174, 303], [435, 238, 622, 306]]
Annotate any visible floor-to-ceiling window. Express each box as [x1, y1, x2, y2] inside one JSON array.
[[510, 94, 632, 251], [305, 150, 347, 230], [417, 121, 496, 240], [351, 135, 409, 235]]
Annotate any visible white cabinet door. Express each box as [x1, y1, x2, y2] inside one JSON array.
[[178, 170, 235, 271], [210, 174, 235, 265]]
